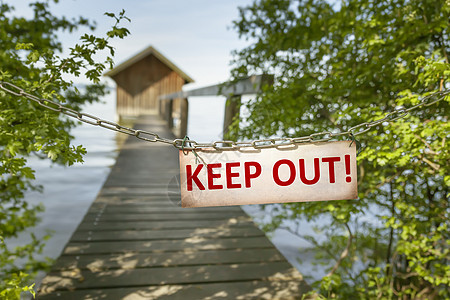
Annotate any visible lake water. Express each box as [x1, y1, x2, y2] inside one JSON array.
[[11, 90, 326, 289]]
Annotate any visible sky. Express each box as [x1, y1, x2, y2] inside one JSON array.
[[10, 0, 254, 89]]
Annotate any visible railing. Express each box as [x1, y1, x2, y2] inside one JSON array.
[[158, 74, 273, 138]]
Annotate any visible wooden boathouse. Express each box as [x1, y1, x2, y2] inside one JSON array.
[[105, 46, 194, 118]]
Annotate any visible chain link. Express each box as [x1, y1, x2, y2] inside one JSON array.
[[1, 80, 449, 151]]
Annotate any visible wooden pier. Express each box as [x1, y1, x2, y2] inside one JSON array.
[[37, 114, 311, 299]]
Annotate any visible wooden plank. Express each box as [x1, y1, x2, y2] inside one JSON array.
[[92, 197, 182, 205], [98, 188, 179, 197], [71, 227, 264, 242], [39, 262, 300, 291], [38, 278, 310, 300], [82, 212, 248, 222], [88, 202, 185, 209], [87, 206, 243, 213], [63, 236, 274, 255], [77, 219, 257, 231], [90, 199, 181, 206], [52, 248, 284, 271]]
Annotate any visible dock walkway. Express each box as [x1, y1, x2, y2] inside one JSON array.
[[38, 114, 310, 299]]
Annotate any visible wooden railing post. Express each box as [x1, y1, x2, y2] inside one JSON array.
[[159, 74, 273, 139], [179, 98, 188, 138], [223, 95, 241, 139], [160, 99, 166, 120], [166, 99, 173, 129]]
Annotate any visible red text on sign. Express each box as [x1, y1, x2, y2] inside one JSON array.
[[186, 162, 263, 191], [185, 156, 352, 191], [272, 156, 349, 187]]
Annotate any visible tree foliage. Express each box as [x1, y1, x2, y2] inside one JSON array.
[[0, 1, 129, 298], [231, 0, 449, 298]]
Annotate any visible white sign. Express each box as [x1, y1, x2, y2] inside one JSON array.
[[179, 141, 357, 207]]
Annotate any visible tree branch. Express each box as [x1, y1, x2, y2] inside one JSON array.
[[414, 134, 438, 155], [363, 171, 402, 198], [420, 156, 440, 171], [326, 222, 353, 277], [386, 183, 395, 276]]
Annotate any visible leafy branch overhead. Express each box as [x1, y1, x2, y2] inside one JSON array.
[[231, 0, 449, 298], [0, 2, 129, 298]]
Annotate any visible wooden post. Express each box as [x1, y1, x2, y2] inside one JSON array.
[[160, 99, 166, 119], [166, 99, 173, 129], [223, 95, 241, 139], [158, 98, 163, 117], [179, 98, 189, 138]]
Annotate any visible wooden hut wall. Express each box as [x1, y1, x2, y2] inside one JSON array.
[[113, 55, 185, 117]]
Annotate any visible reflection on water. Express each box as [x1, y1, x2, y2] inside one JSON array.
[[11, 91, 322, 289]]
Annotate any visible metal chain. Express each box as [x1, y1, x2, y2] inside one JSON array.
[[1, 80, 449, 151]]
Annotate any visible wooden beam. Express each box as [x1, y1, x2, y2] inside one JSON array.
[[223, 96, 241, 139], [179, 98, 188, 138], [159, 74, 273, 100]]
